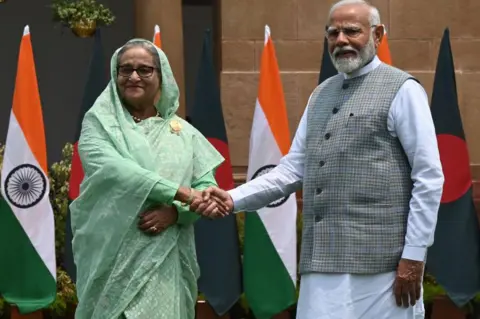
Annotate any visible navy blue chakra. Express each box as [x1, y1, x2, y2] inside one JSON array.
[[251, 164, 290, 208], [4, 164, 47, 209]]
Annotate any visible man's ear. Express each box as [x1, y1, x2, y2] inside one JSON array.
[[374, 24, 385, 47]]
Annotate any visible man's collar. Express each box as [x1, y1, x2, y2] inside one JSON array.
[[342, 55, 381, 79]]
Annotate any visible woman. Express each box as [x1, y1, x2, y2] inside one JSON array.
[[69, 38, 225, 319]]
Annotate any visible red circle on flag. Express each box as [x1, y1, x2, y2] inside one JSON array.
[[437, 134, 471, 203], [207, 137, 235, 190]]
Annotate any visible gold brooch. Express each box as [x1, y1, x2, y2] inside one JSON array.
[[170, 120, 182, 135]]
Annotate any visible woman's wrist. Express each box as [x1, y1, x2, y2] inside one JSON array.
[[181, 187, 194, 206], [174, 186, 193, 204]]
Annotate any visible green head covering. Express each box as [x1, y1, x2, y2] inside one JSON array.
[[110, 38, 179, 120]]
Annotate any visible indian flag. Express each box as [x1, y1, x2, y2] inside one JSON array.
[[153, 24, 162, 48], [243, 25, 297, 318], [0, 25, 56, 314]]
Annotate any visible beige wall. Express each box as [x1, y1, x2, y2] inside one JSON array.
[[220, 0, 480, 176]]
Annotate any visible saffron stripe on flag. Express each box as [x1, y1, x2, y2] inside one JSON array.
[[153, 25, 162, 48]]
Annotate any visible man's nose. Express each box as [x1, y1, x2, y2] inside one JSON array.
[[335, 32, 349, 46]]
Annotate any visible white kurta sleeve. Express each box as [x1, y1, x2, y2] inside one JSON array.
[[387, 79, 445, 261], [228, 99, 310, 213]]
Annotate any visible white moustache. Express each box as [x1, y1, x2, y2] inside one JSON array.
[[333, 46, 359, 57]]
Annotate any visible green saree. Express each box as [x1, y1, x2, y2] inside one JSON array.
[[69, 39, 224, 319]]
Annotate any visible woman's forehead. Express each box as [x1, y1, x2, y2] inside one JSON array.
[[119, 46, 154, 64]]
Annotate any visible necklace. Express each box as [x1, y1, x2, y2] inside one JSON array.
[[132, 111, 160, 123]]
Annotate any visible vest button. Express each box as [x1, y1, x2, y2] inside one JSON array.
[[332, 107, 339, 114], [324, 133, 331, 140], [315, 215, 322, 222], [316, 188, 322, 194], [320, 161, 325, 167]]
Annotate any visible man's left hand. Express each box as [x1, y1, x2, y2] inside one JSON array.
[[394, 258, 424, 307], [137, 205, 178, 235]]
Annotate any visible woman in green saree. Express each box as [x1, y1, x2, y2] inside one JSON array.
[[69, 38, 225, 318]]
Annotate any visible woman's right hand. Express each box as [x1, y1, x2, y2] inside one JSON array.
[[175, 186, 229, 217], [190, 190, 230, 218]]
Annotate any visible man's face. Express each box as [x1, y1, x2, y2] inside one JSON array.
[[326, 4, 383, 74]]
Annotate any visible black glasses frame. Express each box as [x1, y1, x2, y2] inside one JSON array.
[[117, 65, 158, 78]]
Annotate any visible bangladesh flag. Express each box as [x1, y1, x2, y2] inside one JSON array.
[[426, 28, 480, 307], [188, 29, 243, 316]]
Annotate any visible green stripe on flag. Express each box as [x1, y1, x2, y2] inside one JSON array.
[[0, 198, 56, 314], [244, 212, 296, 319]]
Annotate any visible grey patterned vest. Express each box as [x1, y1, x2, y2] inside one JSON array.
[[300, 64, 415, 274]]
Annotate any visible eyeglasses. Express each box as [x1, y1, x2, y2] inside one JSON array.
[[325, 25, 377, 41], [117, 65, 157, 78]]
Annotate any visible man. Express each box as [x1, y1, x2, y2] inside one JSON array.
[[193, 0, 444, 318]]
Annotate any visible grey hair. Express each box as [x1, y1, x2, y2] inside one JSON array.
[[117, 40, 161, 75], [328, 0, 381, 26]]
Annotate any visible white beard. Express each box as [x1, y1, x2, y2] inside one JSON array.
[[330, 36, 376, 74]]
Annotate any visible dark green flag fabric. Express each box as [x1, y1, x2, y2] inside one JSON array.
[[427, 28, 480, 307], [188, 30, 243, 316]]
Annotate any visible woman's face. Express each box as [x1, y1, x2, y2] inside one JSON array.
[[116, 46, 161, 108]]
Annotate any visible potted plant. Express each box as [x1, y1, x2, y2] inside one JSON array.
[[50, 0, 115, 37], [45, 268, 77, 318]]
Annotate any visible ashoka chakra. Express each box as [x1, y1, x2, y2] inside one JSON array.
[[4, 164, 47, 209], [251, 164, 290, 208]]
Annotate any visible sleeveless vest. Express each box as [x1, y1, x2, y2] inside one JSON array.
[[300, 64, 415, 274]]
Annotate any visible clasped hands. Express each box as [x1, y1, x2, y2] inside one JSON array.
[[136, 186, 231, 236], [189, 186, 233, 219]]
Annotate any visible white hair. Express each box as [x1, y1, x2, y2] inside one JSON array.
[[328, 0, 381, 26]]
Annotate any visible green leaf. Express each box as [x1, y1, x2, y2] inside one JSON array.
[[50, 0, 116, 27]]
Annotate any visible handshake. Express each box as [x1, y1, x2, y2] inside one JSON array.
[[180, 186, 234, 219]]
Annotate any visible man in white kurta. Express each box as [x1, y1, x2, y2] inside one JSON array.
[[223, 54, 443, 318], [194, 1, 444, 318]]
